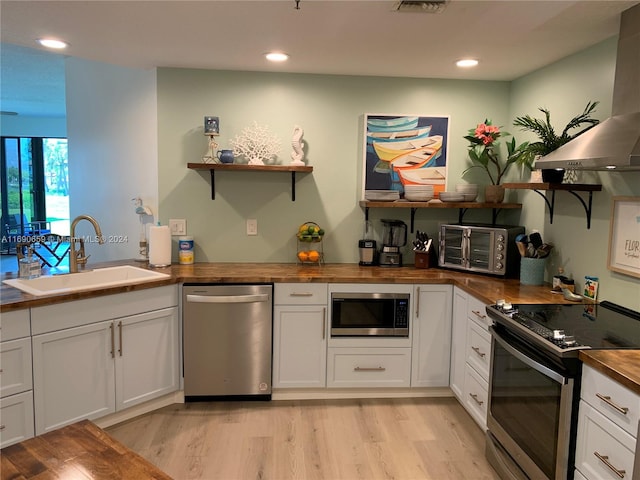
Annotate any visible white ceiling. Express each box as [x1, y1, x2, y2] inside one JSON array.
[[1, 0, 638, 118]]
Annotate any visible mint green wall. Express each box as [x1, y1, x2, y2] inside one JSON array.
[[158, 38, 639, 310], [510, 37, 640, 309], [158, 69, 517, 265]]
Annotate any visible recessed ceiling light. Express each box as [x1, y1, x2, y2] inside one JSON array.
[[265, 52, 289, 62], [456, 59, 478, 68], [37, 38, 69, 50]]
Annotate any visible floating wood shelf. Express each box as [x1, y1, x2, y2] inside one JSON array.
[[503, 183, 603, 229], [187, 163, 313, 201], [359, 200, 523, 232]]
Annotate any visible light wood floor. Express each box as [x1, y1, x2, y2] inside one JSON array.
[[106, 397, 500, 480]]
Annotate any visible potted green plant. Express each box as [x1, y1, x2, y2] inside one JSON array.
[[512, 101, 600, 182], [463, 120, 532, 202]]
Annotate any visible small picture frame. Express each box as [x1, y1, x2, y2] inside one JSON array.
[[607, 196, 640, 278], [204, 116, 219, 135]]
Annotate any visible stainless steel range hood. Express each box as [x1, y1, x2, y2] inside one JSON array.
[[535, 4, 640, 171]]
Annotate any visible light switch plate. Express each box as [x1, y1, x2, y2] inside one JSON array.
[[247, 219, 258, 236], [169, 219, 186, 236]]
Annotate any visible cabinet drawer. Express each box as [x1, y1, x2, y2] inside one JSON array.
[[0, 309, 30, 342], [467, 296, 489, 329], [582, 365, 640, 437], [575, 401, 635, 480], [466, 319, 491, 380], [463, 364, 488, 429], [0, 391, 35, 448], [274, 283, 327, 305], [0, 337, 33, 398], [327, 347, 411, 388]]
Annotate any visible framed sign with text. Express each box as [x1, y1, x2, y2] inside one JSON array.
[[607, 196, 640, 278]]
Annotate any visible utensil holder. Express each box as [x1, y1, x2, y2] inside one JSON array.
[[520, 257, 546, 285]]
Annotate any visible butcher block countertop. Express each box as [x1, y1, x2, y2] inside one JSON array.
[[579, 350, 640, 396], [0, 420, 171, 480], [0, 260, 578, 311]]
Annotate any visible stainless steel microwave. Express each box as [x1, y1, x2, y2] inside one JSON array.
[[331, 292, 410, 337], [438, 224, 524, 277]]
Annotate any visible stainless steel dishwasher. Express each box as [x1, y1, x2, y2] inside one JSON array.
[[183, 284, 273, 400]]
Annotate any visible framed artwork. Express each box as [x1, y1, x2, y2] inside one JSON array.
[[607, 196, 640, 278], [361, 114, 449, 199]]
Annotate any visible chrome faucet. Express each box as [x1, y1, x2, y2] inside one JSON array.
[[69, 215, 104, 273]]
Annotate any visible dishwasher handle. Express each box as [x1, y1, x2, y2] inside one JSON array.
[[186, 293, 270, 304]]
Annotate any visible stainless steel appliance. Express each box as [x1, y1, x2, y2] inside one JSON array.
[[379, 219, 407, 267], [485, 301, 640, 480], [331, 292, 409, 337], [183, 284, 273, 400], [438, 223, 524, 277], [359, 220, 377, 266]]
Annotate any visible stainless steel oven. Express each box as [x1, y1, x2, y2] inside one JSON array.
[[487, 323, 580, 480], [485, 301, 640, 480], [330, 292, 409, 337]]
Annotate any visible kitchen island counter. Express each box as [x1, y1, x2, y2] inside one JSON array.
[[0, 260, 580, 312]]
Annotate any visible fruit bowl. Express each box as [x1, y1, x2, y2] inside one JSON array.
[[296, 221, 325, 264], [296, 222, 325, 243]]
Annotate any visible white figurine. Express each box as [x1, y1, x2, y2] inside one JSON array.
[[290, 125, 305, 165], [231, 121, 281, 165]]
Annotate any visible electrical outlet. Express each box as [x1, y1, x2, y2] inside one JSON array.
[[169, 219, 186, 236], [246, 219, 258, 236]]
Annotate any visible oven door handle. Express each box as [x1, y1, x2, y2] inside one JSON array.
[[490, 326, 567, 384]]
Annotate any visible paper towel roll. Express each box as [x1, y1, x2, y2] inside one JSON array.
[[148, 225, 171, 267]]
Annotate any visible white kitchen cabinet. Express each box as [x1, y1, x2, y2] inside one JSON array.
[[273, 283, 327, 388], [575, 365, 639, 480], [32, 320, 116, 433], [0, 391, 34, 448], [449, 289, 490, 429], [411, 285, 452, 387], [115, 307, 179, 410], [0, 337, 33, 398], [0, 308, 34, 447], [449, 287, 467, 399], [327, 347, 412, 388], [31, 286, 179, 434]]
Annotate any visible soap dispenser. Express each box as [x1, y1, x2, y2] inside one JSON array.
[[19, 247, 41, 279]]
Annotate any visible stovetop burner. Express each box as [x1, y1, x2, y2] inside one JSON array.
[[486, 301, 640, 358]]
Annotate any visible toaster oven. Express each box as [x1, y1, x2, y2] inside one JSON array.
[[438, 223, 524, 277]]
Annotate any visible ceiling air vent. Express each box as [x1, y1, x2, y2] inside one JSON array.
[[393, 0, 448, 13]]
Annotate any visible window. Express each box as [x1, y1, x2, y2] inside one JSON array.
[[1, 137, 69, 253]]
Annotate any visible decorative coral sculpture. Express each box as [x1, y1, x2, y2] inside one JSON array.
[[231, 121, 281, 165]]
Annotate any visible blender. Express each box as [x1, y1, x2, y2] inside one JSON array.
[[358, 220, 377, 266], [379, 219, 407, 267]]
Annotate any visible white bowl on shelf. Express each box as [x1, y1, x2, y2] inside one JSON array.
[[460, 192, 478, 201], [455, 183, 479, 194], [405, 193, 434, 202], [439, 192, 465, 202]]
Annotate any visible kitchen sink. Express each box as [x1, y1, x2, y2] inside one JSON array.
[[3, 265, 171, 296]]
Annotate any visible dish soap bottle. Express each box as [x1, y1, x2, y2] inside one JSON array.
[[19, 247, 41, 279]]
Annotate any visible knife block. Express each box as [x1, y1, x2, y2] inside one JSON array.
[[414, 251, 431, 269]]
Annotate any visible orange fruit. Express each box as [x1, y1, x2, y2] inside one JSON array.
[[307, 250, 320, 262], [297, 251, 309, 262]]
